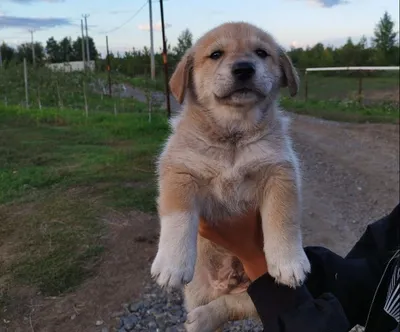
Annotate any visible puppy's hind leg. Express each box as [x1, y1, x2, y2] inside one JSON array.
[[184, 293, 257, 332]]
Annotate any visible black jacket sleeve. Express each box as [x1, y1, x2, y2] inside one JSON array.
[[305, 202, 400, 327], [247, 273, 350, 332], [247, 203, 400, 332]]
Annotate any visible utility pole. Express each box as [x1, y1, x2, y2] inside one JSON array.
[[0, 27, 3, 68], [148, 0, 155, 80], [29, 29, 36, 66], [106, 35, 112, 97], [83, 14, 90, 69], [80, 19, 86, 66], [159, 0, 171, 118]]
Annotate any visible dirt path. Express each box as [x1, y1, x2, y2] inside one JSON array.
[[2, 105, 399, 332], [290, 114, 399, 255]]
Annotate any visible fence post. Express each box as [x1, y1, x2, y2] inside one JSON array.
[[83, 80, 88, 117], [304, 70, 308, 101], [358, 71, 363, 105], [106, 35, 112, 97], [23, 58, 29, 108]]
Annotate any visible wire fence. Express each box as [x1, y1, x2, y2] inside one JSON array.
[[300, 68, 400, 107], [1, 59, 398, 120], [0, 59, 172, 118], [108, 63, 400, 109]]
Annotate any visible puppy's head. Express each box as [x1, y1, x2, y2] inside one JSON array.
[[170, 22, 299, 111]]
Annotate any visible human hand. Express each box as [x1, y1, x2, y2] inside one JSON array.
[[198, 210, 268, 281]]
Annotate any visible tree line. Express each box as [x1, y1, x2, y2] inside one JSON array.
[[289, 11, 399, 69], [0, 11, 398, 76], [0, 36, 99, 65]]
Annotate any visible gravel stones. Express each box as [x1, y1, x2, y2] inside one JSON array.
[[117, 282, 262, 332]]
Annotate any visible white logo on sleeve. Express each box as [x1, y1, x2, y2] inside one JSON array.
[[384, 261, 400, 323]]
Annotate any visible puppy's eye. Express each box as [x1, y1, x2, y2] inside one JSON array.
[[209, 51, 223, 60], [255, 49, 269, 59]]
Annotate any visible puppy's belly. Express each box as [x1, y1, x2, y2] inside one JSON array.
[[198, 179, 259, 223], [191, 237, 251, 301]]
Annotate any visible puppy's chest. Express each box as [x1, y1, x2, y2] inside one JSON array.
[[192, 143, 278, 219]]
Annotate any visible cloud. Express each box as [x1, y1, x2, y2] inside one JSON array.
[[306, 0, 349, 7], [137, 21, 171, 32], [290, 41, 305, 48], [0, 16, 73, 29], [6, 0, 65, 3]]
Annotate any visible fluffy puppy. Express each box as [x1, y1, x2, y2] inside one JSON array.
[[151, 22, 311, 332]]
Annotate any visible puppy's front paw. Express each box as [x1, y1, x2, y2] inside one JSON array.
[[151, 245, 196, 290], [185, 305, 217, 332], [267, 248, 311, 288]]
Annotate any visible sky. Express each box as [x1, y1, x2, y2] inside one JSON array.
[[0, 0, 399, 58]]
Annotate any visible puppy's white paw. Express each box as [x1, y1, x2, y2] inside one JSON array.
[[185, 305, 218, 332], [151, 246, 195, 290], [267, 248, 311, 288]]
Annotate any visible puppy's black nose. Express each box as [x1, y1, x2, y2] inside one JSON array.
[[232, 61, 256, 81]]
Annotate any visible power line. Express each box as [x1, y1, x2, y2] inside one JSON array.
[[101, 1, 147, 35]]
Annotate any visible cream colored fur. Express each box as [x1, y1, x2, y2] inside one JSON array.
[[151, 22, 311, 332]]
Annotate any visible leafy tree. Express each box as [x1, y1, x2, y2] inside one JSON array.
[[15, 42, 45, 64], [372, 11, 398, 64], [46, 37, 61, 63], [87, 36, 99, 61], [172, 28, 193, 58], [72, 37, 85, 61], [59, 37, 73, 62], [0, 42, 16, 64]]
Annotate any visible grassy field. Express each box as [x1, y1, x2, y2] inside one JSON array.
[[281, 97, 399, 123], [120, 72, 399, 102], [0, 105, 168, 305], [0, 64, 150, 114], [1, 63, 398, 123], [299, 73, 399, 102], [125, 72, 399, 123]]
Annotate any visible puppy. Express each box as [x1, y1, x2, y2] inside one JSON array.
[[151, 22, 311, 332]]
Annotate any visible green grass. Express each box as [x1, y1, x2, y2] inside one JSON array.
[[128, 75, 165, 92], [0, 105, 169, 298], [121, 71, 399, 102], [297, 74, 399, 102], [281, 97, 399, 123], [121, 72, 399, 123], [0, 64, 152, 114]]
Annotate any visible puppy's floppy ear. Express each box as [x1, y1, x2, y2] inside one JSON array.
[[169, 49, 193, 104], [278, 47, 300, 97]]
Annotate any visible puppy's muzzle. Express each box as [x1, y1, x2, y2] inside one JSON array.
[[232, 61, 256, 81]]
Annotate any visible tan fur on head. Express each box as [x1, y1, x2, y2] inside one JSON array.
[[169, 22, 300, 106], [152, 21, 310, 332]]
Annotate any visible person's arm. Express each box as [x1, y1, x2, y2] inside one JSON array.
[[303, 203, 400, 328], [247, 273, 350, 332], [199, 211, 351, 332], [198, 203, 400, 331]]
